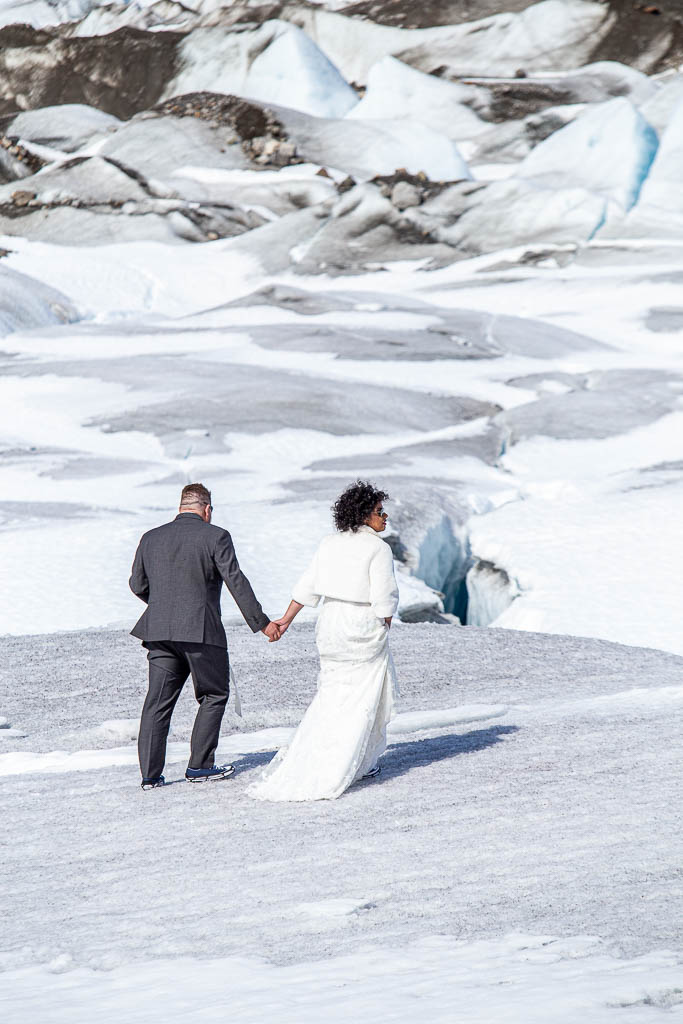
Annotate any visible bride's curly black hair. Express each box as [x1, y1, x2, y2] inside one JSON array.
[[332, 480, 389, 533]]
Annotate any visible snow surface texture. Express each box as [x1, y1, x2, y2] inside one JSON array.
[[1, 625, 681, 1021]]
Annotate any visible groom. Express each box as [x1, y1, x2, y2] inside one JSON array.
[[129, 482, 281, 790]]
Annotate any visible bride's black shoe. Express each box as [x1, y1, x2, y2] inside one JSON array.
[[362, 765, 381, 780]]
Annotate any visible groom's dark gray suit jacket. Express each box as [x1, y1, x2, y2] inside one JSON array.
[[129, 512, 269, 646]]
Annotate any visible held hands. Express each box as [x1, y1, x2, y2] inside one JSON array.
[[262, 621, 282, 643], [263, 600, 303, 642]]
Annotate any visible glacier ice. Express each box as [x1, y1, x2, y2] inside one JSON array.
[[0, 265, 78, 335], [273, 106, 471, 182], [466, 560, 519, 627], [292, 1, 610, 83], [518, 97, 658, 210], [6, 104, 121, 152], [346, 56, 488, 141], [639, 75, 683, 136], [541, 60, 658, 107], [439, 178, 607, 254], [163, 21, 359, 120], [615, 97, 683, 234]]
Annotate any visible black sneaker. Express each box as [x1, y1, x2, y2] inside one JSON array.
[[185, 764, 235, 783], [362, 765, 381, 780], [141, 775, 165, 790]]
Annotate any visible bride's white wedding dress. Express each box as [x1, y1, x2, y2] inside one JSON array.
[[247, 526, 399, 802]]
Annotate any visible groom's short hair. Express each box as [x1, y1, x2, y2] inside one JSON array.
[[180, 482, 211, 509]]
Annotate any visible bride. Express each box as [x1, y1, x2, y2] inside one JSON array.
[[247, 481, 399, 802]]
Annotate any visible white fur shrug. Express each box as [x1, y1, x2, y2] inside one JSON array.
[[292, 525, 399, 619]]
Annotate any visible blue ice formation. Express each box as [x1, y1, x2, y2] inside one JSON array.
[[518, 97, 658, 210]]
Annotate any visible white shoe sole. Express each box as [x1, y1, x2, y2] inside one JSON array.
[[185, 766, 235, 783]]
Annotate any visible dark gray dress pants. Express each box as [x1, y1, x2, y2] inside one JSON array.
[[138, 641, 229, 779]]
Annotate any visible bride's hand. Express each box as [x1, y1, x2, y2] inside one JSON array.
[[274, 617, 291, 635]]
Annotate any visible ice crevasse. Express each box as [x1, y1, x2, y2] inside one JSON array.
[[613, 97, 683, 235]]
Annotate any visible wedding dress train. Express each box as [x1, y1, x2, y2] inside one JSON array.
[[247, 598, 397, 802]]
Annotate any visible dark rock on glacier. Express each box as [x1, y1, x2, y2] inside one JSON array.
[[151, 92, 303, 166], [591, 0, 683, 73], [0, 150, 268, 245], [337, 0, 539, 30], [0, 135, 45, 183], [0, 25, 183, 119], [341, 0, 683, 72]]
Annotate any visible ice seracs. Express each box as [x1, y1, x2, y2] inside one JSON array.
[[607, 98, 683, 237], [346, 56, 488, 141], [292, 0, 610, 83], [518, 97, 659, 211], [163, 21, 359, 120], [275, 106, 472, 182]]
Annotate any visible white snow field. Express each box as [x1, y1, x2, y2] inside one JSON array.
[[1, 238, 682, 656], [2, 0, 683, 1018]]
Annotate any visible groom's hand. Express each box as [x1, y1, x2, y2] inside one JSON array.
[[273, 618, 291, 636], [262, 621, 281, 642]]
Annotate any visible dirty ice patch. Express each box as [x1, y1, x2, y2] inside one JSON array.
[[1, 934, 681, 1024]]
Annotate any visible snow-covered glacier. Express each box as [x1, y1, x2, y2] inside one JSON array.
[[1, 0, 683, 1018]]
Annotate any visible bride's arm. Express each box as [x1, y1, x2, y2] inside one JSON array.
[[274, 600, 304, 635], [369, 543, 399, 626]]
